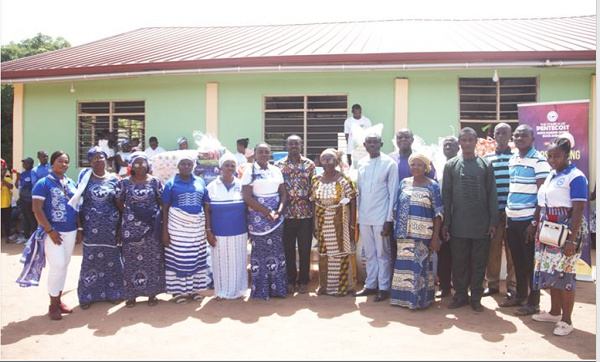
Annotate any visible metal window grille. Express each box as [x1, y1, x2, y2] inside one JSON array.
[[264, 95, 347, 161], [459, 77, 537, 137], [77, 100, 145, 167]]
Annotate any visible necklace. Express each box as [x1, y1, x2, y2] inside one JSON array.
[[92, 170, 107, 178]]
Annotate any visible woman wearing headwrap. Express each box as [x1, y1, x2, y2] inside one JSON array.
[[310, 148, 358, 296], [177, 137, 189, 150], [390, 152, 443, 309], [205, 152, 248, 300], [115, 151, 165, 307], [74, 146, 124, 310], [161, 153, 212, 304], [241, 143, 288, 300]]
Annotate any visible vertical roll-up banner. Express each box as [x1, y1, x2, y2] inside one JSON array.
[[518, 100, 593, 281]]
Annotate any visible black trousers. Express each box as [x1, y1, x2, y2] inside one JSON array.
[[20, 201, 37, 238], [451, 236, 490, 303], [437, 239, 453, 291], [1, 207, 12, 238], [283, 218, 313, 286], [506, 219, 540, 306]]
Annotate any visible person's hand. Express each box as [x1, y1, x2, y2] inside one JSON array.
[[430, 237, 440, 253], [206, 230, 217, 247], [161, 232, 170, 247], [48, 230, 62, 245], [76, 229, 83, 245], [381, 222, 393, 237], [268, 210, 280, 221], [525, 223, 537, 243], [441, 225, 450, 242], [564, 242, 577, 257], [487, 226, 497, 240]]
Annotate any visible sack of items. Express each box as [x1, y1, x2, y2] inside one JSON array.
[[538, 220, 569, 247]]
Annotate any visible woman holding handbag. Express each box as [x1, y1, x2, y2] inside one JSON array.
[[530, 136, 588, 336]]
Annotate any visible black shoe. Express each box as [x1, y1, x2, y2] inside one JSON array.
[[471, 301, 484, 312], [353, 288, 378, 297], [354, 288, 377, 297], [482, 287, 500, 297], [435, 288, 451, 298], [374, 290, 390, 302], [448, 298, 469, 309]]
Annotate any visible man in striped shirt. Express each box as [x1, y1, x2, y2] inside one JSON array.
[[501, 125, 550, 316], [483, 123, 517, 299]]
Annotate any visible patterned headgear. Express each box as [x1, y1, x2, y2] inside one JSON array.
[[408, 152, 431, 173], [87, 146, 108, 161]]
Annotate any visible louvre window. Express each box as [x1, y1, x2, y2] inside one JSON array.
[[459, 77, 537, 137], [264, 95, 347, 161], [77, 100, 145, 167]]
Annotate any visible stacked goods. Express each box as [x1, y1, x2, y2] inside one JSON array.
[[151, 150, 199, 185], [193, 131, 226, 185], [150, 131, 227, 185]]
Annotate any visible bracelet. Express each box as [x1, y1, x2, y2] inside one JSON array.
[[206, 228, 212, 231], [45, 228, 54, 234], [77, 227, 83, 231]]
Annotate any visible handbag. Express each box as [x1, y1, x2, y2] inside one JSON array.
[[538, 220, 568, 247]]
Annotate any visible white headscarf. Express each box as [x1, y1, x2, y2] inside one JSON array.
[[219, 152, 238, 168], [175, 150, 197, 166]]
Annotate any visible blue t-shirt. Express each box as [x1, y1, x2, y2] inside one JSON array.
[[162, 174, 207, 214], [205, 177, 247, 236], [19, 169, 35, 202], [32, 163, 51, 185], [32, 173, 78, 232]]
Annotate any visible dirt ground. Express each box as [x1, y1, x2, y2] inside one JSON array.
[[1, 242, 596, 361]]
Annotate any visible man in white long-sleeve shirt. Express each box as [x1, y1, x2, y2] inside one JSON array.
[[354, 133, 399, 302]]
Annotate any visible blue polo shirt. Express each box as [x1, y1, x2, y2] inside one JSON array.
[[32, 163, 51, 185], [506, 147, 550, 221], [162, 174, 207, 214], [31, 173, 78, 232], [19, 169, 35, 202]]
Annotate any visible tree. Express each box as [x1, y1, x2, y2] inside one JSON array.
[[1, 33, 70, 167]]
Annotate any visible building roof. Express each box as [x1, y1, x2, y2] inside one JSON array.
[[1, 15, 596, 81]]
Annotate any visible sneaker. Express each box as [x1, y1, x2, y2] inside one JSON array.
[[16, 236, 28, 244], [8, 234, 19, 241], [553, 321, 574, 336], [532, 311, 562, 323]]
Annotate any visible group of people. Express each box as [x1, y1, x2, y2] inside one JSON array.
[[7, 114, 590, 337]]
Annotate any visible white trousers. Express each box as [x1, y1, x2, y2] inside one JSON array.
[[44, 230, 77, 297], [360, 225, 391, 291]]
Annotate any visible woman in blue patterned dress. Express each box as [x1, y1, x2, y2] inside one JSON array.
[[162, 153, 212, 304], [74, 147, 124, 309], [531, 137, 588, 336], [390, 153, 443, 309], [115, 151, 165, 307], [241, 143, 288, 300]]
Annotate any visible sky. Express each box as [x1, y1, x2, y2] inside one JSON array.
[[0, 0, 596, 46]]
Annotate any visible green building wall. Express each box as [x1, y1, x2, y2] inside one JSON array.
[[21, 67, 594, 178]]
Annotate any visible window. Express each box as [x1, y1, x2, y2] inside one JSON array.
[[264, 95, 347, 161], [459, 77, 538, 137], [77, 100, 145, 167]]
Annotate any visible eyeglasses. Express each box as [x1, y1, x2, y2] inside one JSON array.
[[132, 162, 148, 168]]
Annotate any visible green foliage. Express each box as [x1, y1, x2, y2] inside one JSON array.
[[1, 33, 70, 167]]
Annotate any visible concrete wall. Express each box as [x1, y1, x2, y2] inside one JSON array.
[[19, 67, 595, 178]]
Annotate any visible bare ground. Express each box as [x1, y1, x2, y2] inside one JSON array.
[[1, 243, 596, 361]]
